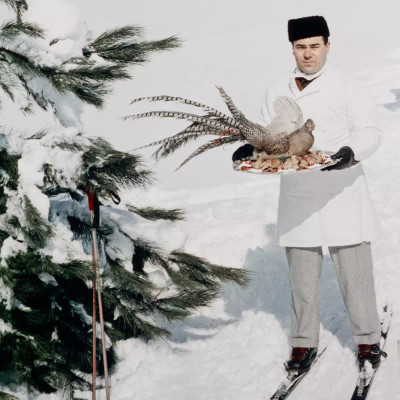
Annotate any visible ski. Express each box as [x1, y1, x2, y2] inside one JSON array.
[[269, 347, 327, 400], [350, 305, 392, 400]]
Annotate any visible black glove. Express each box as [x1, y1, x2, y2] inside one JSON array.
[[232, 144, 254, 162], [321, 146, 356, 171]]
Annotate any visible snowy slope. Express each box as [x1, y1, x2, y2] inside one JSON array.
[[8, 57, 400, 400], [63, 62, 400, 400], [0, 1, 399, 399]]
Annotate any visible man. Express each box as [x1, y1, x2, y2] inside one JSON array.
[[233, 16, 383, 372]]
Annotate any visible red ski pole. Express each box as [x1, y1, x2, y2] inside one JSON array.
[[88, 186, 111, 400], [88, 187, 97, 400]]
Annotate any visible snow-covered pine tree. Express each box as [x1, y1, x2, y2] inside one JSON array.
[[0, 1, 249, 398]]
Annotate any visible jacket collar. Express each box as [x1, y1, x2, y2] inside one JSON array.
[[289, 63, 329, 98], [294, 63, 328, 80]]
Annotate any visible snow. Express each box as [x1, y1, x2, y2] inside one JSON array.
[[70, 59, 400, 399], [0, 237, 27, 263], [0, 0, 89, 129], [24, 0, 87, 62], [103, 207, 188, 254], [18, 140, 51, 219], [0, 1, 399, 399]]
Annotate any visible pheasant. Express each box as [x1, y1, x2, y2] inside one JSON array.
[[125, 87, 315, 169]]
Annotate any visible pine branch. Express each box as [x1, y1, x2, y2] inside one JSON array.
[[0, 23, 180, 110], [26, 129, 48, 140], [0, 21, 44, 41], [103, 237, 217, 330], [0, 64, 21, 100], [5, 252, 92, 284], [127, 204, 185, 221], [0, 188, 7, 214], [114, 304, 170, 339], [59, 64, 130, 83], [169, 251, 250, 288], [130, 238, 169, 271], [155, 288, 219, 321], [40, 65, 113, 108], [106, 256, 155, 295], [17, 74, 48, 111], [0, 46, 44, 77], [0, 149, 20, 190], [69, 82, 106, 108], [90, 25, 181, 65], [0, 78, 15, 100], [0, 391, 19, 400], [22, 196, 53, 248], [91, 26, 144, 49], [51, 141, 86, 152], [20, 365, 58, 394], [32, 255, 92, 283], [0, 230, 9, 248], [56, 260, 92, 282], [0, 0, 19, 10], [0, 46, 124, 108], [103, 324, 125, 344], [82, 138, 153, 200], [154, 298, 192, 321], [67, 214, 112, 249], [1, 251, 101, 392], [208, 264, 251, 286], [0, 264, 13, 288]]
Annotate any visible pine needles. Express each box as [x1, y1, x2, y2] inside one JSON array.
[[0, 19, 181, 111], [89, 25, 181, 66], [82, 138, 153, 200], [127, 205, 185, 221]]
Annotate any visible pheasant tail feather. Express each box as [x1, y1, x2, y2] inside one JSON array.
[[176, 135, 242, 170], [130, 95, 238, 126]]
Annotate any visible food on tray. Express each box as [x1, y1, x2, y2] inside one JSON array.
[[233, 151, 333, 174]]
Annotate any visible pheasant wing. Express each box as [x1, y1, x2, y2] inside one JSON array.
[[266, 96, 303, 136]]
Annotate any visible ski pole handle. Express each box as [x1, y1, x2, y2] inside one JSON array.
[[88, 185, 100, 229]]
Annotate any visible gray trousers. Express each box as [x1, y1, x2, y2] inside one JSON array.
[[286, 242, 381, 347]]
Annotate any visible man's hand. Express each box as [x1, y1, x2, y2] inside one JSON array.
[[232, 144, 254, 162], [321, 146, 356, 171]]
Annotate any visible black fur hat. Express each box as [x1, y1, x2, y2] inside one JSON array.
[[288, 16, 330, 42]]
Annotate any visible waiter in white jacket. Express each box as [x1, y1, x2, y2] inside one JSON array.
[[234, 15, 383, 372]]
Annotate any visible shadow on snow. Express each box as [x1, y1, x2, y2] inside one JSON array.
[[167, 223, 355, 351]]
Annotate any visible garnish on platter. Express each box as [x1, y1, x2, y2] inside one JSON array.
[[233, 151, 337, 174]]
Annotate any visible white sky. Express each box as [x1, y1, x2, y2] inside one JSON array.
[[65, 1, 400, 189]]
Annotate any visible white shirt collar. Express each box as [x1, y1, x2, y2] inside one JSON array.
[[293, 62, 329, 81]]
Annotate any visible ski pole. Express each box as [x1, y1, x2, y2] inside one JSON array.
[[88, 186, 111, 400], [88, 187, 97, 400]]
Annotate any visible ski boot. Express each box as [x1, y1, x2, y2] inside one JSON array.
[[284, 347, 318, 372], [357, 343, 386, 370]]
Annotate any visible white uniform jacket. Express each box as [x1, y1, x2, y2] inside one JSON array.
[[260, 64, 382, 247]]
